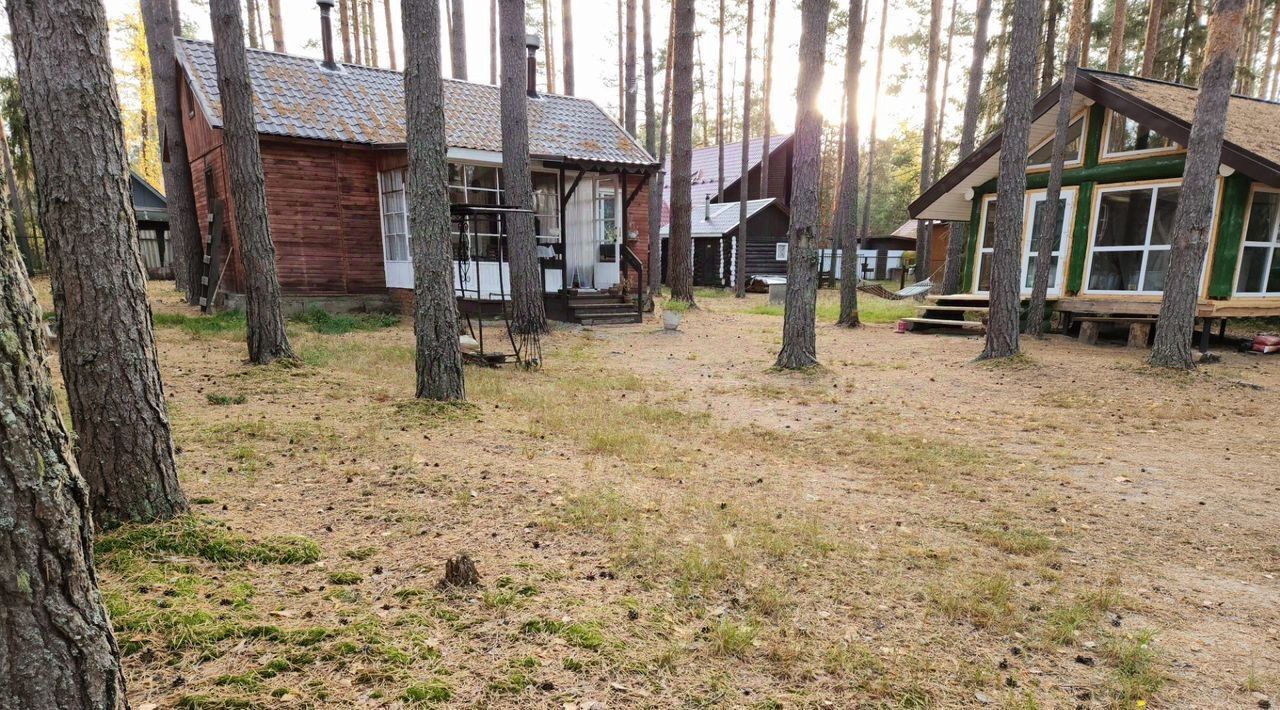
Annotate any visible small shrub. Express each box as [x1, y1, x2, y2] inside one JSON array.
[[206, 393, 247, 406], [401, 681, 453, 704], [343, 546, 378, 561], [708, 619, 757, 657], [327, 571, 363, 586], [520, 618, 605, 650]]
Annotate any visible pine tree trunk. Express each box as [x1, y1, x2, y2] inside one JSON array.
[[0, 121, 34, 275], [499, 0, 548, 334], [562, 0, 575, 94], [384, 0, 398, 70], [981, 0, 1043, 360], [543, 0, 557, 93], [491, 0, 499, 85], [736, 0, 756, 298], [8, 0, 188, 527], [1175, 0, 1199, 83], [716, 0, 726, 202], [1027, 0, 1088, 337], [352, 0, 363, 64], [644, 0, 661, 298], [626, 0, 638, 133], [941, 0, 991, 294], [650, 5, 675, 294], [697, 35, 709, 145], [774, 0, 830, 369], [268, 0, 285, 52], [246, 0, 261, 49], [340, 0, 353, 63], [860, 0, 890, 256], [173, 0, 182, 31], [404, 0, 465, 400], [1108, 0, 1128, 70], [669, 0, 697, 303], [1042, 0, 1062, 92], [0, 203, 126, 710], [916, 0, 943, 283], [210, 0, 296, 365], [934, 0, 959, 173], [142, 0, 204, 305], [758, 0, 776, 199], [1081, 0, 1094, 65], [1151, 0, 1245, 368], [619, 0, 626, 124], [835, 0, 864, 324], [1261, 0, 1278, 95], [367, 0, 380, 67], [451, 0, 467, 79], [1141, 0, 1165, 77]]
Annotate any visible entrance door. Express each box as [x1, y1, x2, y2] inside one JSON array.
[[694, 239, 721, 286]]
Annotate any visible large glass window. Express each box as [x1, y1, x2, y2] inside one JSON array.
[[1104, 111, 1178, 156], [379, 170, 409, 262], [973, 191, 1073, 294], [1028, 117, 1084, 168], [1087, 184, 1182, 293], [1237, 189, 1280, 295]]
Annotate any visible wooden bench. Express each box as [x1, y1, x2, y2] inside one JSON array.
[[1072, 316, 1156, 348]]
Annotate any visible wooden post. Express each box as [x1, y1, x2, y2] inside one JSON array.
[[1078, 320, 1099, 345], [1127, 321, 1151, 348]]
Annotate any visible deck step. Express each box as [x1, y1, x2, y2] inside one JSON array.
[[900, 317, 986, 331], [579, 315, 644, 326], [917, 305, 989, 313], [925, 293, 991, 303]]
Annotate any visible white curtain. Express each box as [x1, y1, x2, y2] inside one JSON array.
[[566, 178, 596, 288]]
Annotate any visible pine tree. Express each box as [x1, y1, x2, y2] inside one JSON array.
[[941, 0, 991, 294], [1150, 0, 1246, 368], [758, 0, 777, 199], [451, 0, 467, 79], [563, 0, 575, 93], [626, 0, 638, 132], [650, 3, 676, 294], [736, 0, 756, 297], [669, 0, 698, 303], [268, 0, 285, 52], [860, 0, 891, 266], [384, 0, 398, 70], [340, 0, 353, 62], [916, 0, 943, 283], [981, 0, 1044, 360], [1108, 0, 1129, 70], [644, 0, 661, 298], [1141, 0, 1166, 77], [834, 0, 864, 324], [9, 0, 188, 526], [211, 0, 297, 365], [491, 0, 499, 84], [717, 0, 727, 202], [774, 0, 831, 370]]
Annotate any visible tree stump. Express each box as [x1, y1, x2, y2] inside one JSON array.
[[441, 554, 481, 587], [1078, 321, 1100, 345], [1127, 321, 1152, 348]]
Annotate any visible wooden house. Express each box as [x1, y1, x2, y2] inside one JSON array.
[[908, 69, 1280, 339], [131, 172, 172, 277], [174, 14, 657, 325], [659, 197, 790, 287]]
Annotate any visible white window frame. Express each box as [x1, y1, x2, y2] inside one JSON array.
[[1234, 185, 1280, 297], [1027, 112, 1087, 172], [1081, 179, 1211, 296], [378, 169, 410, 263], [1100, 110, 1183, 162], [775, 242, 788, 261], [970, 187, 1076, 296]]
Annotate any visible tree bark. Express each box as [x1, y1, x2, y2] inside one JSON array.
[[562, 0, 575, 94], [450, 0, 467, 80], [1175, 0, 1198, 83], [644, 0, 661, 298], [650, 4, 676, 294], [268, 0, 285, 52], [758, 0, 776, 199], [981, 0, 1043, 360], [941, 0, 991, 294], [499, 0, 548, 334], [1140, 0, 1165, 77], [352, 0, 364, 63], [367, 0, 380, 67], [834, 0, 864, 324], [916, 0, 943, 283], [1261, 0, 1278, 95], [626, 0, 638, 133], [246, 0, 261, 49], [860, 0, 891, 262], [736, 0, 756, 298], [0, 201, 127, 710], [543, 0, 558, 93], [142, 0, 204, 305], [210, 0, 297, 365], [1150, 0, 1244, 368], [0, 119, 34, 274], [935, 0, 959, 174], [1042, 0, 1062, 93], [1108, 0, 1128, 71], [619, 0, 626, 124], [384, 0, 398, 70], [8, 0, 188, 528], [717, 0, 726, 203], [774, 0, 830, 370], [340, 0, 353, 63], [491, 0, 499, 85], [1080, 0, 1094, 65], [403, 0, 465, 399], [669, 0, 697, 303], [1026, 0, 1088, 337]]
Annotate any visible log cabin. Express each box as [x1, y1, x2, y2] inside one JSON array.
[[907, 69, 1280, 345], [174, 4, 657, 325]]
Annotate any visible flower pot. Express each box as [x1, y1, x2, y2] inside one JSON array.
[[662, 310, 682, 331]]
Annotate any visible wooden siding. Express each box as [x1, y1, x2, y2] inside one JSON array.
[[720, 138, 794, 208]]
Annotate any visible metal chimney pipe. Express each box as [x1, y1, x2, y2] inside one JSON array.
[[317, 0, 337, 69], [704, 194, 711, 222], [525, 34, 542, 98]]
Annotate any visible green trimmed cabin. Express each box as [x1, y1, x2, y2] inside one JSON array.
[[907, 69, 1280, 342]]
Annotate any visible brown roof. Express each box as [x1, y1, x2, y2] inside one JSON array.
[[175, 38, 656, 168]]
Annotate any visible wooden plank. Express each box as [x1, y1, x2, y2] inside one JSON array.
[[901, 317, 986, 329]]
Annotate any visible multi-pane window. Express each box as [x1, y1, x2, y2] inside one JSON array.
[[1028, 117, 1084, 168], [1104, 111, 1178, 157], [1237, 189, 1280, 295], [379, 170, 410, 262], [974, 192, 1073, 293], [1087, 184, 1182, 293], [532, 172, 561, 243]]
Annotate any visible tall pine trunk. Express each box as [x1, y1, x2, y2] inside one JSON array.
[[491, 0, 499, 84], [935, 0, 959, 173], [340, 0, 353, 63], [268, 0, 285, 52], [1108, 0, 1129, 71], [758, 0, 777, 198], [860, 0, 891, 260], [1150, 0, 1245, 368], [736, 0, 756, 297], [499, 0, 548, 334], [619, 0, 627, 124], [0, 118, 34, 274], [834, 0, 864, 324], [717, 0, 726, 202], [211, 0, 296, 365], [451, 0, 467, 79], [650, 5, 676, 294], [669, 0, 697, 303], [367, 0, 380, 67], [774, 0, 831, 369], [1027, 0, 1088, 337], [644, 0, 661, 298], [404, 0, 465, 399], [142, 0, 204, 304], [1141, 0, 1166, 77], [626, 0, 638, 132], [0, 194, 126, 710], [981, 0, 1043, 360], [916, 0, 943, 283], [1042, 0, 1062, 92], [352, 0, 363, 63], [941, 0, 991, 294], [8, 0, 188, 527], [384, 0, 398, 70], [562, 0, 575, 94], [247, 0, 261, 49], [1261, 0, 1278, 95], [543, 0, 558, 93]]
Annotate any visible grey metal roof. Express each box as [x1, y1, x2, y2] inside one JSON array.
[[174, 38, 656, 167], [662, 134, 792, 207], [660, 198, 778, 238]]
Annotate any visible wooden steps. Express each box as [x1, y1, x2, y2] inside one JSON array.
[[566, 293, 643, 326], [902, 293, 988, 333]]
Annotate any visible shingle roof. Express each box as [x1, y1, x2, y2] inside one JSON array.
[[660, 198, 779, 238], [174, 38, 655, 167], [663, 134, 792, 207]]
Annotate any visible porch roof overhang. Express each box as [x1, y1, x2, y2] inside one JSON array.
[[909, 70, 1280, 222]]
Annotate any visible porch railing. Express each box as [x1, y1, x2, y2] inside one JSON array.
[[620, 244, 645, 320]]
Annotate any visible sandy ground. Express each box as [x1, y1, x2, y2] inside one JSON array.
[[51, 282, 1278, 709]]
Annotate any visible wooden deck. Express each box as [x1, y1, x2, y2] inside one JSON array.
[[1056, 296, 1280, 318]]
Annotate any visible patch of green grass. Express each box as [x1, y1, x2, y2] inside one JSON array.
[[744, 293, 916, 324], [154, 310, 246, 336], [401, 681, 454, 704], [520, 618, 606, 650], [392, 399, 479, 425], [206, 393, 248, 406], [290, 307, 399, 334], [175, 695, 260, 710], [929, 574, 1018, 630], [487, 671, 534, 695], [96, 516, 320, 566], [976, 522, 1055, 556], [707, 619, 757, 657], [1105, 629, 1164, 704], [327, 571, 363, 586], [343, 546, 378, 561]]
